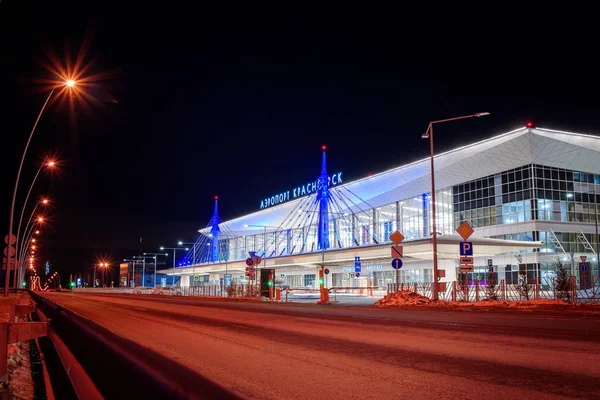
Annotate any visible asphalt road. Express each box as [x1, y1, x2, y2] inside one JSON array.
[[40, 292, 600, 400]]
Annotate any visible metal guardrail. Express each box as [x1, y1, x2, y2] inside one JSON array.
[[28, 291, 243, 400], [386, 277, 600, 304], [0, 291, 48, 382]]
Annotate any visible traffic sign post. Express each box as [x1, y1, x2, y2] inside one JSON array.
[[579, 262, 592, 290], [391, 245, 403, 258], [391, 259, 403, 270], [459, 256, 473, 265], [456, 222, 474, 299], [354, 256, 361, 272], [389, 231, 405, 245], [389, 231, 405, 291], [456, 221, 474, 241], [459, 242, 472, 256], [392, 258, 403, 290]]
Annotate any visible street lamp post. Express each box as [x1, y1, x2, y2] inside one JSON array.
[[16, 195, 51, 287], [14, 159, 55, 287], [179, 241, 197, 285], [123, 258, 142, 287], [133, 256, 153, 288], [18, 218, 44, 270], [595, 187, 599, 280], [421, 112, 490, 300], [159, 245, 189, 286], [142, 252, 167, 288], [94, 263, 107, 288], [5, 78, 74, 296]]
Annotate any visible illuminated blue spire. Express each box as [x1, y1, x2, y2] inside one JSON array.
[[209, 196, 221, 262], [317, 146, 330, 250]]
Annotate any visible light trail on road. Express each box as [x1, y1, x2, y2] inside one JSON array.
[[40, 292, 600, 400]]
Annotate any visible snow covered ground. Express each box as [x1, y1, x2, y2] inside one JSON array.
[[376, 290, 600, 313]]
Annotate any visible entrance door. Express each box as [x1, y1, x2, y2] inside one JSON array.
[[260, 268, 275, 297]]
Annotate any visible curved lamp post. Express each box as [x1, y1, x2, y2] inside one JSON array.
[[5, 78, 75, 295]]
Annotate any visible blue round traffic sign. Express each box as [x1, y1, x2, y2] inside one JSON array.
[[392, 258, 403, 269], [324, 268, 330, 275], [582, 264, 588, 272], [356, 272, 360, 278]]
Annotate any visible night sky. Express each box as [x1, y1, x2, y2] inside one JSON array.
[[1, 2, 599, 284]]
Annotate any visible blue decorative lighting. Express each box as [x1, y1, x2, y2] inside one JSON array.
[[209, 196, 221, 262], [317, 146, 330, 250]]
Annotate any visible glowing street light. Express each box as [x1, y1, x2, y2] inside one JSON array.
[[421, 112, 490, 300], [159, 245, 189, 277], [5, 73, 76, 295], [18, 210, 49, 270], [94, 262, 109, 287], [14, 157, 56, 288], [66, 79, 76, 87]]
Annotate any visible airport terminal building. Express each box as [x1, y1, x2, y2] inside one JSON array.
[[164, 126, 600, 290]]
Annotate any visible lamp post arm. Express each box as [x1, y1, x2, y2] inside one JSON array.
[[15, 165, 44, 274], [431, 113, 488, 125], [5, 86, 56, 296]]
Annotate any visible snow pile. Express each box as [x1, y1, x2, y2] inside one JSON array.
[[506, 298, 569, 308], [0, 341, 35, 400], [374, 291, 579, 309], [374, 290, 432, 306]]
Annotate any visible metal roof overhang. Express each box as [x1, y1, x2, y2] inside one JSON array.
[[162, 235, 542, 275]]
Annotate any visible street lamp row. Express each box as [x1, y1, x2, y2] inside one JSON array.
[[5, 74, 76, 295]]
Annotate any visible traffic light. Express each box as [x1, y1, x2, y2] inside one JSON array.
[[70, 281, 75, 288], [268, 272, 274, 300], [21, 281, 26, 287], [318, 269, 324, 288]]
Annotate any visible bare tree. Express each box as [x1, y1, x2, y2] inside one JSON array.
[[515, 273, 531, 300], [554, 258, 571, 302], [486, 271, 498, 301]]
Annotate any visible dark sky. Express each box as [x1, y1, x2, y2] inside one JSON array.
[[1, 2, 599, 284]]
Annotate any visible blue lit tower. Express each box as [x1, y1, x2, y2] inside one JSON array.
[[317, 145, 330, 250], [209, 196, 221, 262]]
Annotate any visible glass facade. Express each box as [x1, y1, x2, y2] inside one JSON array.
[[205, 163, 599, 281]]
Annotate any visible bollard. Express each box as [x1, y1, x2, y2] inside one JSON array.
[[276, 288, 281, 301], [0, 321, 7, 382], [452, 281, 456, 302]]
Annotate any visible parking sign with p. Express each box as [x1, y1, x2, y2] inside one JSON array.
[[460, 242, 473, 256]]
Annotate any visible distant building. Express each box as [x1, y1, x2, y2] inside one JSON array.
[[164, 126, 599, 290]]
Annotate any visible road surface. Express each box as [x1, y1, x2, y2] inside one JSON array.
[[39, 292, 600, 399]]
